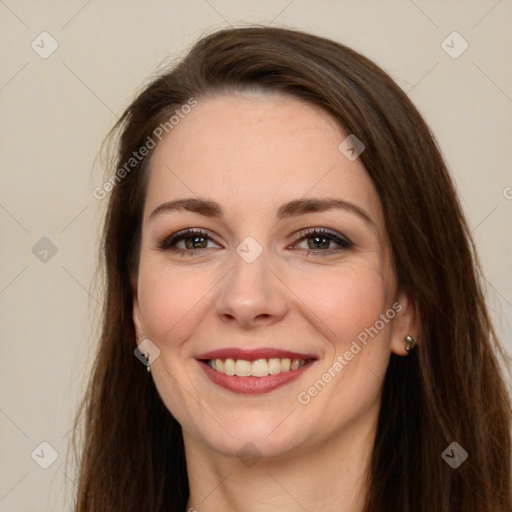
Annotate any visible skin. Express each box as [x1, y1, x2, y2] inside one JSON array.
[[132, 92, 419, 512]]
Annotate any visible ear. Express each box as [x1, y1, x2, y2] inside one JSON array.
[[390, 290, 421, 356], [131, 273, 145, 341]]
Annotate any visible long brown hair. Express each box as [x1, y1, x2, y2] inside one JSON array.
[[69, 25, 512, 511]]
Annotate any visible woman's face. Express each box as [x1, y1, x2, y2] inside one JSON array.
[[133, 92, 416, 459]]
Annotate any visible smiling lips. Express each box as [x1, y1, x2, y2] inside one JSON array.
[[208, 357, 307, 377], [196, 348, 317, 394]]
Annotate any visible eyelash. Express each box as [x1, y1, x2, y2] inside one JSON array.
[[156, 227, 353, 257]]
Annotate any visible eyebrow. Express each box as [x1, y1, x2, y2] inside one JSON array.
[[149, 197, 376, 229]]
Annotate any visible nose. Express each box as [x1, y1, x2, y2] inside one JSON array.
[[215, 248, 289, 329]]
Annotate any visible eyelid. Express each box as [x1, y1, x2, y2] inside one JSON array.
[[291, 227, 353, 253], [156, 226, 353, 255], [156, 228, 218, 251], [294, 227, 352, 245]]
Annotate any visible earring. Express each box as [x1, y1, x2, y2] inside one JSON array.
[[404, 335, 417, 352], [144, 352, 151, 373]]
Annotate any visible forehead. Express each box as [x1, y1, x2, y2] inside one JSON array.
[[144, 93, 383, 227]]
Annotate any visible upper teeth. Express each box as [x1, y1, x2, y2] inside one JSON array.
[[207, 358, 307, 377]]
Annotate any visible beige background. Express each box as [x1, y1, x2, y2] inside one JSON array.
[[1, 1, 511, 510]]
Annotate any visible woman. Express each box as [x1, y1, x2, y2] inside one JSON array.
[[70, 26, 512, 511]]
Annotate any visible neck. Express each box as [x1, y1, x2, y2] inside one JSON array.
[[183, 412, 378, 512]]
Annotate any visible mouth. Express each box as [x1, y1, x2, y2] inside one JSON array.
[[205, 356, 310, 376], [195, 348, 317, 394]]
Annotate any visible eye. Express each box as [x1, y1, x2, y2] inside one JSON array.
[[157, 228, 220, 256], [156, 227, 353, 257], [292, 228, 353, 256]]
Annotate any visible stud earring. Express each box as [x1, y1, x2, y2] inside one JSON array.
[[144, 352, 151, 373], [404, 335, 417, 352]]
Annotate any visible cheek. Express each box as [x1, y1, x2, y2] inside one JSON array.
[[137, 261, 215, 344], [290, 261, 390, 347], [138, 256, 392, 342]]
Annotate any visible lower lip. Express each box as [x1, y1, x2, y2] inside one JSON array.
[[198, 360, 315, 394]]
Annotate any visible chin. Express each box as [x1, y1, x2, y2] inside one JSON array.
[[204, 425, 304, 461]]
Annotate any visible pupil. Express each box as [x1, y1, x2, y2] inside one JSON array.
[[183, 235, 331, 251], [186, 236, 206, 249], [310, 236, 328, 250]]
